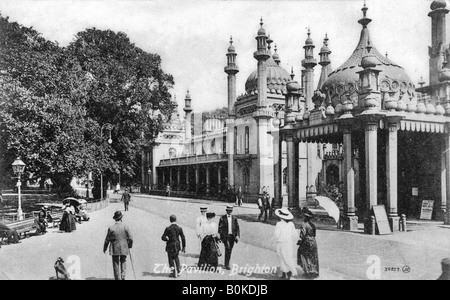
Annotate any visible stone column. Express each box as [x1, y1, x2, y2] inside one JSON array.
[[206, 165, 210, 195], [162, 169, 166, 186], [365, 121, 378, 225], [342, 126, 358, 231], [177, 167, 181, 191], [256, 116, 272, 192], [186, 167, 190, 191], [386, 119, 400, 231], [286, 135, 299, 210], [217, 166, 222, 194], [273, 124, 282, 209], [195, 166, 200, 194], [445, 131, 450, 225], [439, 150, 447, 221], [226, 118, 235, 188], [169, 168, 173, 188]]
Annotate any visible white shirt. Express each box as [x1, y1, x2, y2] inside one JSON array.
[[196, 214, 207, 236], [227, 214, 232, 235], [273, 221, 297, 244], [203, 221, 218, 236]]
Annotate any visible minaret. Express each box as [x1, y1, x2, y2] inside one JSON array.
[[224, 36, 239, 188], [301, 28, 317, 110], [429, 0, 449, 87], [224, 36, 239, 116], [317, 34, 332, 90], [253, 18, 272, 196], [253, 18, 270, 108], [183, 90, 193, 154]]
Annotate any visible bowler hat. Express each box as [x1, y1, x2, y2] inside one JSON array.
[[113, 211, 123, 221]]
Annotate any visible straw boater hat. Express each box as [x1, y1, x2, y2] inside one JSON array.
[[200, 206, 208, 212], [275, 208, 294, 221], [113, 211, 123, 221], [226, 205, 234, 212]]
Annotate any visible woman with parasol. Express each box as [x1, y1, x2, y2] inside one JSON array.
[[297, 207, 319, 279]]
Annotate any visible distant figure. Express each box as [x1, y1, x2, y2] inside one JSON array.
[[113, 183, 121, 194], [103, 211, 133, 280], [34, 208, 48, 235], [235, 186, 243, 206], [273, 208, 298, 280], [196, 206, 208, 251], [121, 189, 131, 211], [438, 258, 450, 280], [166, 184, 171, 197], [198, 212, 220, 271], [218, 205, 240, 270], [161, 215, 186, 278], [297, 207, 319, 279]]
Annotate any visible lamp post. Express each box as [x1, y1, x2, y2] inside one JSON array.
[[148, 168, 152, 193], [12, 157, 25, 220], [100, 123, 113, 200]]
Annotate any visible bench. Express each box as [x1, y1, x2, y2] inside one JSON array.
[[50, 212, 63, 228], [4, 218, 36, 240]]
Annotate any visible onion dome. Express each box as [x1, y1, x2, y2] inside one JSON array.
[[305, 28, 314, 45], [286, 67, 301, 92], [257, 17, 266, 36], [245, 56, 291, 94], [436, 103, 445, 115], [320, 35, 331, 53], [385, 94, 397, 110], [227, 36, 235, 53], [273, 44, 281, 65], [335, 103, 343, 114], [431, 0, 447, 10], [396, 97, 407, 112], [426, 103, 436, 114], [320, 3, 415, 94], [325, 105, 335, 116], [416, 102, 426, 114]]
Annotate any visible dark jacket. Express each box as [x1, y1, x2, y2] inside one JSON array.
[[121, 191, 131, 203], [161, 223, 186, 255], [103, 222, 133, 256], [218, 214, 240, 241]]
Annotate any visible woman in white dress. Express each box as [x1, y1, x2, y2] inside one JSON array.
[[273, 208, 298, 280], [198, 212, 220, 271]]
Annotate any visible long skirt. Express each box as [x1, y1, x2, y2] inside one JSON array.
[[297, 237, 319, 277], [276, 242, 298, 276], [60, 212, 77, 232], [198, 235, 219, 271]]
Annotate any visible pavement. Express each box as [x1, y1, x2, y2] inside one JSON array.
[[0, 192, 449, 280]]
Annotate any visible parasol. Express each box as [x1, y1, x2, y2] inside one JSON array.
[[63, 197, 87, 207], [314, 196, 340, 223]]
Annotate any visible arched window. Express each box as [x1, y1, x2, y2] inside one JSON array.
[[245, 126, 249, 154]]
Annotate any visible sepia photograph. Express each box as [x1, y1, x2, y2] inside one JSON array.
[[0, 0, 449, 284]]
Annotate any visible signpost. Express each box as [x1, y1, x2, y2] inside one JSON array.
[[372, 205, 392, 235], [420, 200, 434, 220]]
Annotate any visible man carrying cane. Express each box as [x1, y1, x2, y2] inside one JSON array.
[[103, 211, 133, 280], [162, 215, 186, 278]]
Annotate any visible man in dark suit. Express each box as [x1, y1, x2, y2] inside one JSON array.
[[121, 189, 131, 211], [103, 211, 133, 280], [218, 205, 240, 270], [162, 215, 186, 278]]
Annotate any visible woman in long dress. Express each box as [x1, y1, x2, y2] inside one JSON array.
[[273, 208, 298, 280], [297, 207, 319, 279], [198, 212, 220, 271], [60, 203, 77, 232]]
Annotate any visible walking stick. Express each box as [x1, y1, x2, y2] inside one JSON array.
[[129, 249, 137, 280]]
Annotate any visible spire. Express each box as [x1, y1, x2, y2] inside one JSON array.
[[273, 44, 281, 65], [267, 34, 273, 54], [358, 1, 372, 28], [227, 36, 235, 53], [257, 17, 266, 36], [318, 34, 332, 89]]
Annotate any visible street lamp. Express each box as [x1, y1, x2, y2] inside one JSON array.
[[100, 123, 113, 200], [12, 157, 25, 220], [148, 168, 152, 193]]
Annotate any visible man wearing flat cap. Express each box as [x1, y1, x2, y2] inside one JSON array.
[[218, 205, 240, 270], [103, 211, 133, 280]]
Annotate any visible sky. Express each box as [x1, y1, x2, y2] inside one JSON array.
[[0, 0, 436, 112]]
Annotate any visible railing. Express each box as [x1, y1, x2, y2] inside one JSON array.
[[159, 153, 229, 166]]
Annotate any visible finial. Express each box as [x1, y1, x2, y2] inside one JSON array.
[[324, 33, 329, 46], [230, 36, 233, 45], [385, 52, 388, 58], [267, 34, 273, 50], [290, 66, 295, 80], [307, 27, 311, 37], [260, 17, 263, 27], [418, 76, 426, 88], [366, 38, 372, 53], [362, 0, 368, 17], [274, 44, 278, 52]]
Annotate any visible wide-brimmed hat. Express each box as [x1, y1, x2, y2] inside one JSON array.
[[113, 211, 123, 221], [302, 207, 315, 218], [206, 212, 216, 219], [275, 208, 294, 221]]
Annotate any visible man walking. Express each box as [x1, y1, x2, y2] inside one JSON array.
[[218, 205, 240, 270], [121, 188, 131, 211], [162, 215, 186, 278], [103, 211, 133, 280]]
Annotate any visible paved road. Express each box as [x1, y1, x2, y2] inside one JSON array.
[[0, 193, 449, 280]]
